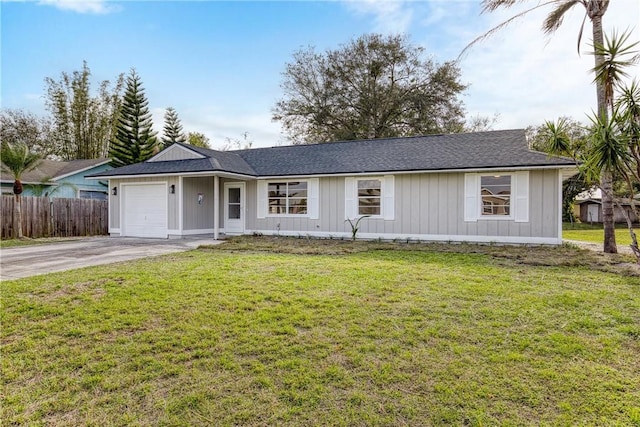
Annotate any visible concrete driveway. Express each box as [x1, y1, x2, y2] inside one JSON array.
[[0, 236, 223, 281]]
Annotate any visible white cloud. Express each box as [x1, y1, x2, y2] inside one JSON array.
[[151, 107, 283, 149], [37, 0, 120, 14], [456, 0, 640, 129], [340, 0, 639, 130], [342, 0, 414, 34]]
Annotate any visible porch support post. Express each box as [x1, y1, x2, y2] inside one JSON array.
[[213, 175, 219, 240]]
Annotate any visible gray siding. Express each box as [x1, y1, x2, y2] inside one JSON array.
[[245, 169, 560, 241], [108, 169, 561, 243], [150, 145, 202, 162], [182, 177, 215, 230]]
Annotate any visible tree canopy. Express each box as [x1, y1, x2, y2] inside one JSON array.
[[44, 61, 124, 160], [273, 33, 467, 144], [109, 69, 158, 167], [0, 109, 53, 158], [186, 132, 211, 149]]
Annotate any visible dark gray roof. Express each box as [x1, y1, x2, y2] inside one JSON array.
[[89, 129, 575, 178]]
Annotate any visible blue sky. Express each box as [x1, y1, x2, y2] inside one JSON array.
[[2, 0, 639, 149]]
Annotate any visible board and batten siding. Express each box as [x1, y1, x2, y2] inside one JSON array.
[[244, 169, 561, 244], [182, 177, 215, 232], [108, 176, 179, 234], [148, 145, 203, 162]]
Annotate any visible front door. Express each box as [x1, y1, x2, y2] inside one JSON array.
[[587, 204, 600, 223], [224, 183, 245, 234]]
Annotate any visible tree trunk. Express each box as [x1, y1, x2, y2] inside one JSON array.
[[590, 10, 617, 254], [15, 194, 23, 239]]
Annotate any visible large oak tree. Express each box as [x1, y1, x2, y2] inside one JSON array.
[[273, 34, 467, 145]]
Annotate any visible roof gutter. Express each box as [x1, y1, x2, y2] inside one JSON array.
[[255, 164, 578, 180], [86, 170, 258, 180]]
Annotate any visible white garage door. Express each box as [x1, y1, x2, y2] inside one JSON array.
[[122, 183, 168, 238]]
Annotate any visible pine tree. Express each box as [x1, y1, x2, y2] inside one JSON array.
[[109, 69, 158, 167], [161, 107, 187, 149]]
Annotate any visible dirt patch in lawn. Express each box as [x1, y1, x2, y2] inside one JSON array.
[[203, 236, 639, 276]]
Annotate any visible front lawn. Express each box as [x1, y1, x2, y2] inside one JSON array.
[[2, 238, 639, 425], [563, 223, 633, 246]]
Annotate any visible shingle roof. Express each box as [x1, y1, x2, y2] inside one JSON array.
[[89, 129, 575, 179], [1, 158, 109, 184]]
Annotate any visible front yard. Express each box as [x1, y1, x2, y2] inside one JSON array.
[[2, 238, 639, 425], [563, 222, 634, 246]]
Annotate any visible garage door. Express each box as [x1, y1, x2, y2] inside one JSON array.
[[122, 183, 168, 238]]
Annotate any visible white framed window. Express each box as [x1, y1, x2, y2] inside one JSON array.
[[257, 179, 319, 219], [345, 175, 394, 220], [357, 179, 382, 216], [464, 172, 528, 222], [268, 181, 308, 215], [480, 175, 511, 217]]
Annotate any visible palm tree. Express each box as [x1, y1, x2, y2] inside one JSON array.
[[462, 0, 618, 253], [1, 143, 42, 238], [588, 32, 640, 259]]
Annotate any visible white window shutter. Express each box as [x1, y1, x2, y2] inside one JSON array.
[[383, 175, 395, 220], [257, 180, 267, 219], [514, 171, 529, 223], [344, 177, 356, 219], [464, 173, 478, 222], [308, 178, 319, 219]]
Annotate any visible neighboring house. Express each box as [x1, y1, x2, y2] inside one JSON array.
[[575, 198, 638, 224], [88, 129, 576, 244], [1, 158, 112, 199]]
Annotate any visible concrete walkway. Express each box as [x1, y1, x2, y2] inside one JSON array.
[[0, 236, 223, 281]]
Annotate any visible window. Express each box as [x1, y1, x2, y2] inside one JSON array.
[[345, 176, 394, 220], [79, 190, 108, 201], [465, 172, 528, 223], [268, 181, 308, 215], [228, 187, 241, 219], [480, 175, 511, 216], [357, 179, 381, 216]]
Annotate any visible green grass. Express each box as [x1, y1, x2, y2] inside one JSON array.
[[563, 223, 634, 246], [0, 236, 85, 248], [2, 238, 639, 425]]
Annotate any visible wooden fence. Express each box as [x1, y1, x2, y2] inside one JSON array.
[[1, 195, 108, 239]]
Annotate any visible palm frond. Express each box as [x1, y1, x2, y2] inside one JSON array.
[[583, 110, 632, 181], [459, 0, 559, 60], [543, 118, 574, 157], [576, 9, 588, 53], [591, 29, 640, 106], [0, 143, 42, 180], [543, 0, 581, 35], [481, 0, 521, 13]]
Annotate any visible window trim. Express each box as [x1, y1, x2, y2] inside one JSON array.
[[345, 175, 394, 221], [265, 179, 310, 218], [356, 178, 383, 217], [478, 174, 513, 220], [464, 171, 529, 223]]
